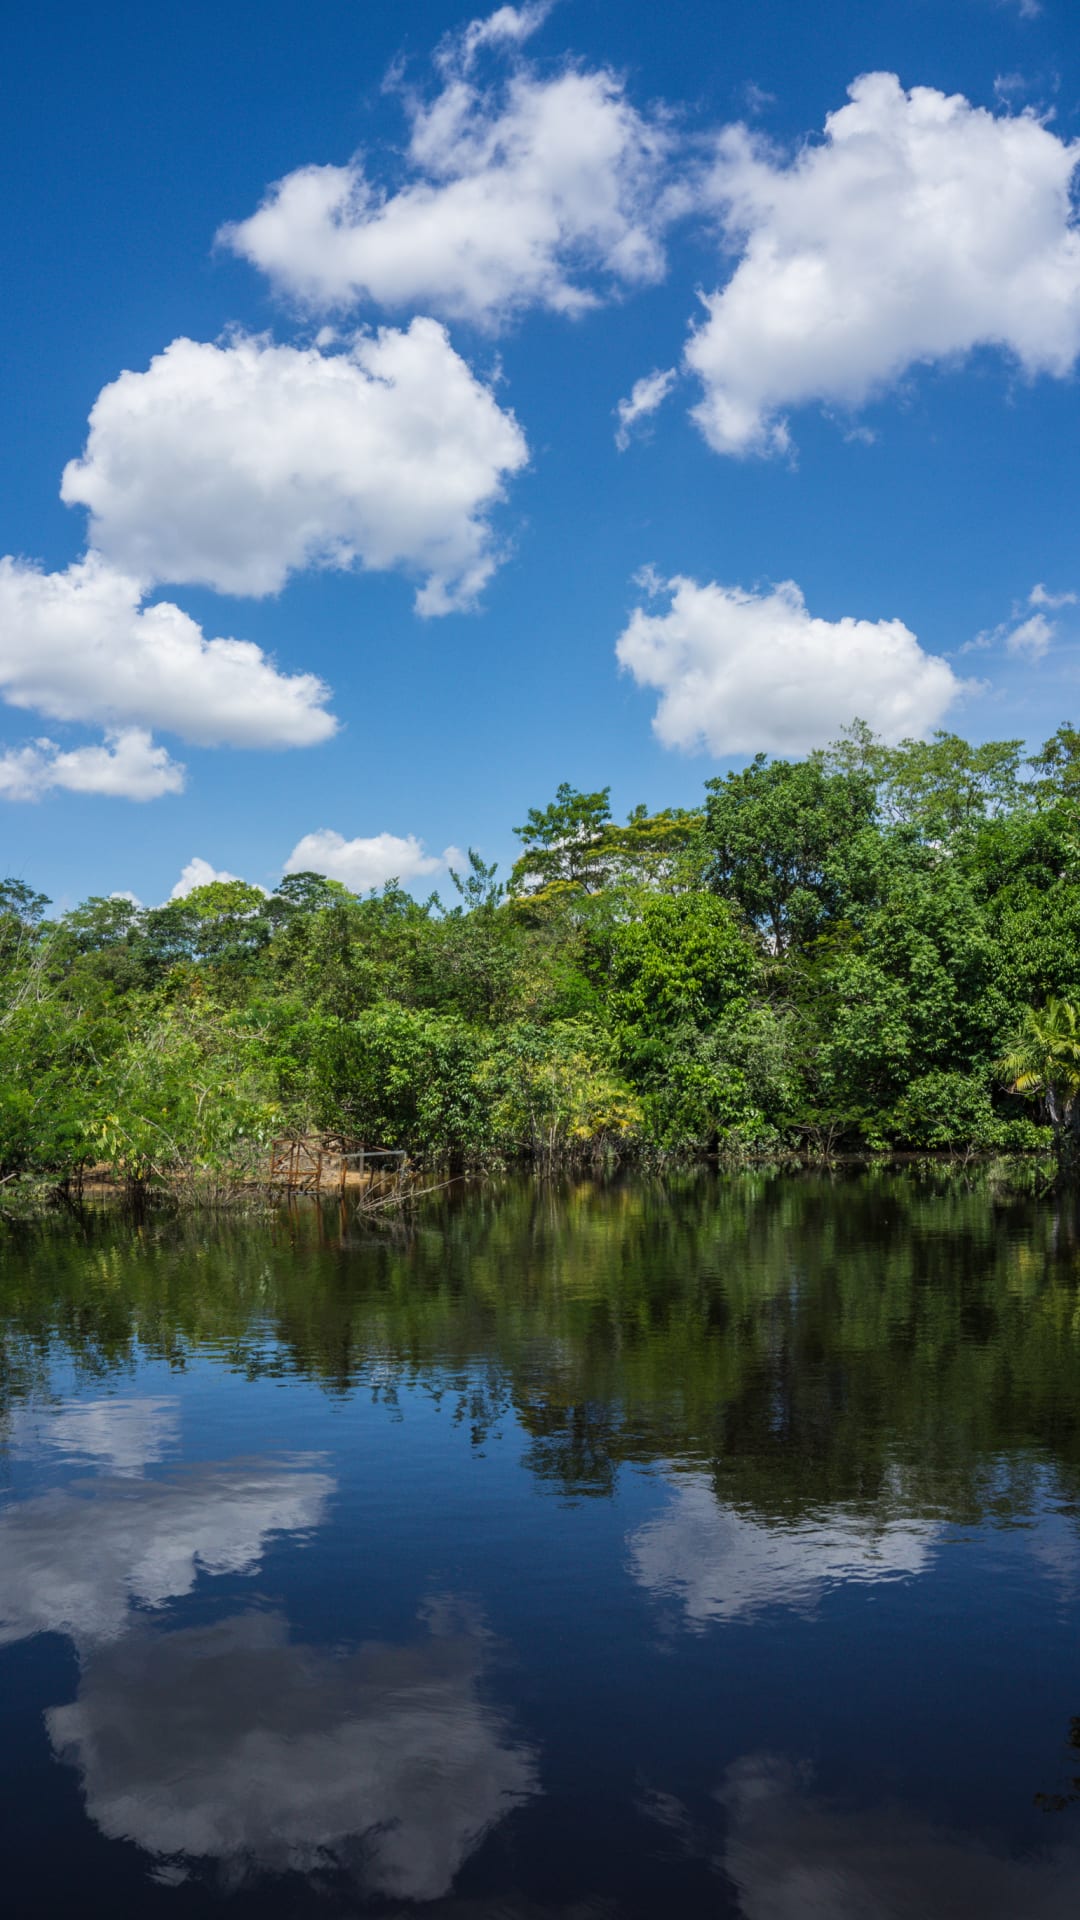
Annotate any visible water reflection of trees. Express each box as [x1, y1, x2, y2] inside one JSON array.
[[4, 1170, 1080, 1524]]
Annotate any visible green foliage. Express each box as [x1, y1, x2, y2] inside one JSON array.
[[0, 878, 51, 970], [271, 870, 353, 917], [309, 1007, 490, 1158], [6, 717, 1080, 1182], [594, 890, 756, 1048], [448, 847, 505, 913], [585, 890, 772, 1144], [999, 998, 1080, 1170], [888, 1070, 1011, 1150], [476, 1021, 641, 1159], [511, 782, 615, 897], [0, 877, 50, 929], [1028, 723, 1080, 808], [702, 753, 877, 952], [877, 731, 1027, 837], [510, 784, 704, 904]]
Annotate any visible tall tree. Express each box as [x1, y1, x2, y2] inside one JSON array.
[[877, 732, 1026, 838], [511, 784, 615, 897], [703, 755, 876, 953], [1028, 724, 1080, 808]]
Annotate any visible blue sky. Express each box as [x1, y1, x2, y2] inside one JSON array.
[[2, 0, 1079, 907]]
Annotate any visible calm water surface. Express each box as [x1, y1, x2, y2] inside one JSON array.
[[3, 1171, 1080, 1917]]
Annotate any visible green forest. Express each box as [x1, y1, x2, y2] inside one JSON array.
[[4, 720, 1080, 1192]]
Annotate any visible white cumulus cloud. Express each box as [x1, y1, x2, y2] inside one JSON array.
[[61, 324, 527, 613], [1029, 582, 1077, 609], [0, 554, 335, 747], [169, 856, 246, 900], [284, 829, 460, 893], [448, 2, 553, 70], [686, 72, 1080, 455], [615, 367, 677, 449], [1006, 610, 1054, 659], [616, 574, 964, 755], [219, 42, 674, 326], [0, 727, 184, 802], [964, 581, 1074, 658]]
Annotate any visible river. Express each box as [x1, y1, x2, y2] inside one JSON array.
[[2, 1170, 1079, 1916]]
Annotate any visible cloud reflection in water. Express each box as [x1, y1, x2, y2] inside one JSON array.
[[0, 1439, 538, 1901], [716, 1754, 1080, 1920], [0, 1457, 333, 1648], [48, 1602, 539, 1902], [628, 1473, 939, 1627], [11, 1394, 182, 1476]]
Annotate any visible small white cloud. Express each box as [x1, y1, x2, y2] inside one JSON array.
[[615, 367, 677, 450], [1029, 581, 1077, 608], [0, 728, 184, 803], [0, 554, 335, 748], [61, 326, 527, 614], [743, 81, 776, 116], [965, 585, 1073, 659], [284, 829, 458, 893], [686, 73, 1080, 456], [169, 856, 244, 900], [1006, 610, 1054, 658], [448, 2, 554, 71], [632, 561, 666, 597], [616, 574, 965, 755], [220, 42, 674, 328]]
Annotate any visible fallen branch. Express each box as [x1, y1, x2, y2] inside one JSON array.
[[354, 1175, 457, 1215]]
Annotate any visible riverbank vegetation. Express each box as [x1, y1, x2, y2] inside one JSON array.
[[3, 720, 1080, 1191]]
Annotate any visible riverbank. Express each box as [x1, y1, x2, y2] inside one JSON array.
[[0, 1145, 1059, 1225]]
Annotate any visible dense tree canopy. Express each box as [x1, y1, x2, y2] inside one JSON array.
[[2, 720, 1077, 1188]]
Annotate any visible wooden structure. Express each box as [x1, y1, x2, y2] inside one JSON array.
[[268, 1135, 408, 1196]]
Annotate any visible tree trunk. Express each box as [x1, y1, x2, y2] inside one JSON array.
[[1055, 1101, 1080, 1186]]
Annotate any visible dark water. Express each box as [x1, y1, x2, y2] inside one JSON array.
[[3, 1171, 1080, 1918]]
